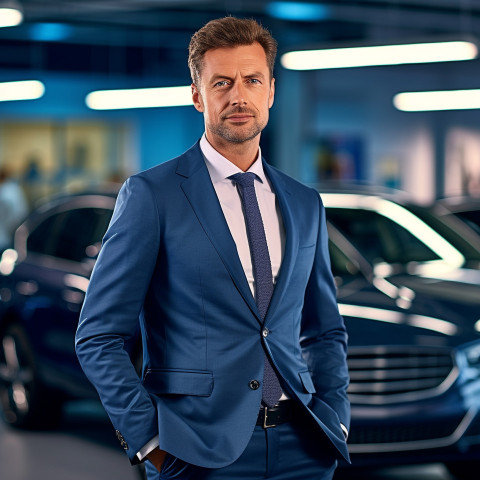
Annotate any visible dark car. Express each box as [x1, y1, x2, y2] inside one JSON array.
[[328, 223, 480, 479], [1, 189, 480, 480], [322, 191, 480, 477], [0, 189, 141, 428]]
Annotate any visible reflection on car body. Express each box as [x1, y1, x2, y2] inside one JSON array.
[[0, 189, 480, 479]]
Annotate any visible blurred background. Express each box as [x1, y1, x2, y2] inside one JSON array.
[[0, 0, 480, 205], [2, 1, 480, 479]]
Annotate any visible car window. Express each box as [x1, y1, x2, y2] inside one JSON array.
[[27, 207, 112, 262], [327, 208, 441, 265]]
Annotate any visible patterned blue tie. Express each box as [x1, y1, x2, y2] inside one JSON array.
[[230, 172, 283, 407]]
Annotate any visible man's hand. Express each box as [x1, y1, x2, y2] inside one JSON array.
[[146, 447, 168, 472]]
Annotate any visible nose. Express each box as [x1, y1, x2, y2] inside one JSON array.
[[230, 81, 247, 106]]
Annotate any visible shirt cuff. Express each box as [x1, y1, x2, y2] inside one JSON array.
[[136, 435, 159, 461], [340, 423, 348, 440]]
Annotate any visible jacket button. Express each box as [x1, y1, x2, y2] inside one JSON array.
[[249, 379, 260, 390], [262, 328, 269, 338]]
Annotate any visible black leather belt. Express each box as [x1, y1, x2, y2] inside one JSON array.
[[256, 401, 295, 429]]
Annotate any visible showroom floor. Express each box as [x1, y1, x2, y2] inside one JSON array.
[[0, 400, 454, 480], [0, 401, 141, 480]]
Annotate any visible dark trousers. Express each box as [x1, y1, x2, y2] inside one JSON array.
[[145, 411, 338, 480]]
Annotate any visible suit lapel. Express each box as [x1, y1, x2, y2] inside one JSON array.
[[176, 144, 299, 326], [177, 144, 261, 322], [263, 162, 299, 325]]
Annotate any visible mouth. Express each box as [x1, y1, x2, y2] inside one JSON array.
[[226, 114, 253, 122], [225, 111, 255, 123], [224, 108, 255, 123]]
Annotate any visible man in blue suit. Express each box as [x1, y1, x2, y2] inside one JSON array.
[[75, 16, 350, 480]]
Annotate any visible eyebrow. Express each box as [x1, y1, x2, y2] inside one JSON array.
[[209, 71, 266, 84]]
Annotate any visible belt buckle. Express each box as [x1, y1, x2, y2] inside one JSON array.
[[263, 406, 276, 429]]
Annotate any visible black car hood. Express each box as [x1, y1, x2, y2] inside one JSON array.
[[389, 267, 480, 306], [337, 274, 480, 350]]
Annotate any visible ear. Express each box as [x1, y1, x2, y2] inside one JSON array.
[[192, 83, 204, 113], [268, 77, 275, 109]]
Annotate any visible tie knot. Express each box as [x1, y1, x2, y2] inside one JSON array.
[[230, 172, 256, 189]]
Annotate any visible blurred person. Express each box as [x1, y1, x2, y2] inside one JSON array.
[[75, 16, 350, 480], [22, 157, 43, 205], [0, 166, 29, 250]]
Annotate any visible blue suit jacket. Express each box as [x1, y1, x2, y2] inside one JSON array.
[[75, 140, 350, 467]]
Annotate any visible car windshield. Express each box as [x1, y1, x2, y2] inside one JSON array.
[[326, 204, 480, 267], [327, 208, 440, 265]]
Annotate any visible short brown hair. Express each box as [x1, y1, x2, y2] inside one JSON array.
[[188, 17, 277, 85]]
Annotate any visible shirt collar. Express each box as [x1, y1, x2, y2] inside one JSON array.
[[200, 133, 267, 185]]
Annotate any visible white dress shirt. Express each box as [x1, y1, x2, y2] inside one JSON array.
[[200, 134, 285, 294]]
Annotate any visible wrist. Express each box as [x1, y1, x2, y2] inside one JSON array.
[[146, 447, 167, 472]]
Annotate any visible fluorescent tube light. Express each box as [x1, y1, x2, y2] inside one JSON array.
[[0, 6, 22, 27], [86, 86, 193, 110], [0, 80, 45, 102], [394, 89, 480, 111], [281, 40, 477, 70]]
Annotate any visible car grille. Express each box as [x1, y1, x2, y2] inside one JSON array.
[[348, 416, 462, 446], [347, 409, 477, 453], [347, 346, 458, 404]]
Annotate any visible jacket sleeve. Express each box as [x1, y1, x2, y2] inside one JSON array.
[[75, 175, 160, 463], [300, 190, 350, 433]]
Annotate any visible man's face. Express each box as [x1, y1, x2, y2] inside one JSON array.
[[192, 42, 275, 147]]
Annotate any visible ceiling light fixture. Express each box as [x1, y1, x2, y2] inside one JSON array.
[[266, 2, 330, 21], [85, 86, 193, 110], [0, 1, 23, 28], [0, 80, 45, 102], [281, 40, 478, 70], [394, 89, 480, 112], [30, 23, 72, 42]]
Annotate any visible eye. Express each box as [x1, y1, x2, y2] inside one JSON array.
[[248, 78, 261, 84], [214, 80, 229, 87]]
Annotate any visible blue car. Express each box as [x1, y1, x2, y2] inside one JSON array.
[[1, 189, 480, 480], [0, 189, 142, 428], [323, 192, 480, 478], [328, 222, 480, 479]]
